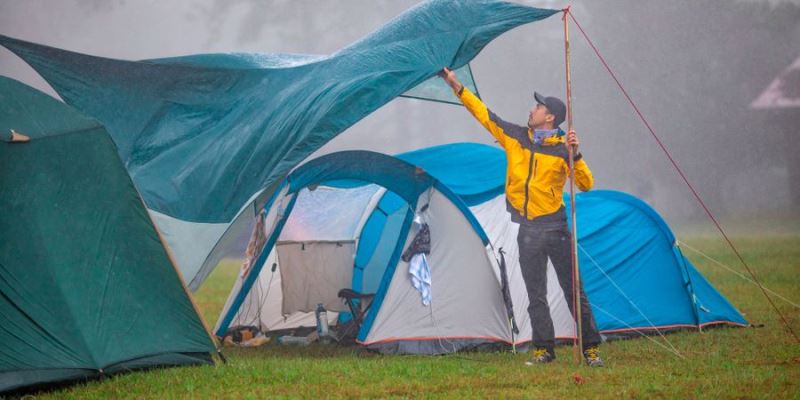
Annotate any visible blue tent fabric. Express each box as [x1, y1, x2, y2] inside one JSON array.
[[346, 144, 747, 334], [288, 151, 435, 205], [0, 0, 558, 224], [353, 192, 409, 290], [287, 150, 488, 244], [326, 142, 507, 204], [319, 143, 746, 334], [564, 190, 748, 331], [217, 142, 746, 347], [348, 142, 506, 296], [395, 142, 506, 205], [685, 263, 747, 326]]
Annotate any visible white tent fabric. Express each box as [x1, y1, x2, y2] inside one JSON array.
[[468, 194, 576, 343], [216, 185, 516, 350], [215, 181, 589, 352], [362, 190, 509, 345], [157, 185, 274, 292], [215, 184, 382, 333], [277, 185, 380, 313], [216, 248, 340, 333], [277, 242, 355, 313], [149, 210, 231, 287], [280, 185, 379, 242]]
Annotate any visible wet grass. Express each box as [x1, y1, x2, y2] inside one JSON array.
[[24, 233, 800, 399]]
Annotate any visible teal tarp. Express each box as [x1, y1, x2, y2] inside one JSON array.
[[0, 0, 559, 224]]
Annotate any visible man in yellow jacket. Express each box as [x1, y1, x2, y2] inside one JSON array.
[[439, 68, 603, 367]]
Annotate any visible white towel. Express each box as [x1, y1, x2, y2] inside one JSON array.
[[409, 253, 432, 306]]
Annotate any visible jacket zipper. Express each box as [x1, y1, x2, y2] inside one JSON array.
[[523, 155, 536, 219]]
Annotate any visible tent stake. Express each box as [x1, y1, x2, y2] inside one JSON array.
[[562, 5, 583, 367]]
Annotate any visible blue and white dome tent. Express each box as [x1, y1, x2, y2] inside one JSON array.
[[215, 143, 747, 354]]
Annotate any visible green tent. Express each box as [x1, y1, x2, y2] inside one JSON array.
[[0, 76, 217, 393]]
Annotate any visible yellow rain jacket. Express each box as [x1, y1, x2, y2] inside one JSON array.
[[457, 87, 593, 222]]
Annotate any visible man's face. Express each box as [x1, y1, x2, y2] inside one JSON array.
[[527, 103, 553, 129]]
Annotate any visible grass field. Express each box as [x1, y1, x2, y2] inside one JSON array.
[[28, 233, 800, 399]]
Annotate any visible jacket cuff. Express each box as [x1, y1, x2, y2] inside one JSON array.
[[573, 152, 583, 162]]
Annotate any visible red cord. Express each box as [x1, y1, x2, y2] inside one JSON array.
[[568, 12, 799, 344]]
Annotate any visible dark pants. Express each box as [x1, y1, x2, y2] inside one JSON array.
[[517, 223, 601, 354]]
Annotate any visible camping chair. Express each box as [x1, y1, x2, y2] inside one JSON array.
[[337, 288, 375, 341]]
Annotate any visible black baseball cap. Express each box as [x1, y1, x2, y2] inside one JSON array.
[[534, 92, 566, 127]]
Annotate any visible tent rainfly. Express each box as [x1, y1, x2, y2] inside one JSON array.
[[215, 143, 747, 354], [0, 77, 217, 393]]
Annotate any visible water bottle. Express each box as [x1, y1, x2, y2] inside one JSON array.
[[315, 303, 329, 340]]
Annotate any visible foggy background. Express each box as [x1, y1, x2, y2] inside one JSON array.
[[1, 0, 798, 232]]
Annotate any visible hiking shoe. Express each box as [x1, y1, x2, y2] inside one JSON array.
[[525, 348, 555, 365], [583, 346, 604, 367]]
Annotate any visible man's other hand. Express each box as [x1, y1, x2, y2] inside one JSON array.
[[566, 130, 579, 153]]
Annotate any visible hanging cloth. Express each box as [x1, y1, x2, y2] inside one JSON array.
[[408, 254, 432, 306], [402, 223, 432, 306], [240, 211, 267, 278]]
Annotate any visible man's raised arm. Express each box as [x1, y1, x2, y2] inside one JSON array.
[[438, 67, 512, 148]]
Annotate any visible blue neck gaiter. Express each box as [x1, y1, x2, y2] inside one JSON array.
[[533, 128, 559, 145]]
